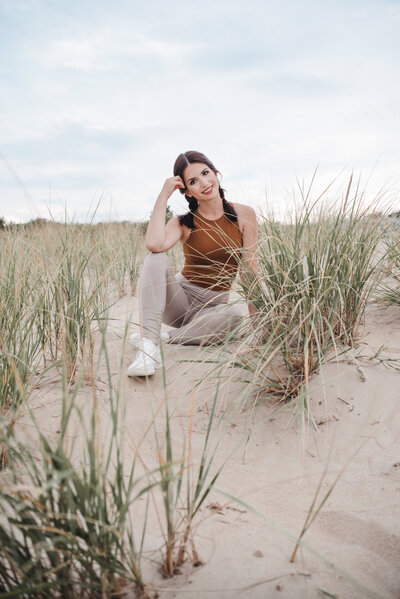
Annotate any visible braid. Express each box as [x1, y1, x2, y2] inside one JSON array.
[[178, 196, 199, 229], [188, 198, 199, 212], [220, 185, 238, 223], [222, 194, 238, 223]]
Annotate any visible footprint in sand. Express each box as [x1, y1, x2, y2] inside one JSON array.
[[375, 412, 400, 450], [317, 511, 400, 570]]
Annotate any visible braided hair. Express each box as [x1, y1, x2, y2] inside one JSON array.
[[173, 151, 238, 230]]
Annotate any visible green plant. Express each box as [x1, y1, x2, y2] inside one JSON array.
[[232, 175, 385, 403], [377, 231, 400, 305], [289, 445, 360, 563], [0, 237, 45, 420], [52, 226, 109, 381], [149, 364, 232, 577], [0, 329, 155, 598]]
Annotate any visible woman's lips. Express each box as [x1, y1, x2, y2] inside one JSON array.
[[202, 185, 213, 195]]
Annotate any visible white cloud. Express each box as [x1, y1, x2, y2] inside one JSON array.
[[0, 0, 399, 221], [41, 29, 205, 72]]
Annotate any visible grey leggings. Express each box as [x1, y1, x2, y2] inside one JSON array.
[[138, 252, 243, 345]]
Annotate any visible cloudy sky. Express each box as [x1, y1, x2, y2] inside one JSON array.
[[0, 0, 399, 223]]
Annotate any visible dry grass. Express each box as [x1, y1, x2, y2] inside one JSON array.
[[0, 191, 395, 596]]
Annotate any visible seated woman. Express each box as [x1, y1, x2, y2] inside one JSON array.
[[128, 150, 258, 377]]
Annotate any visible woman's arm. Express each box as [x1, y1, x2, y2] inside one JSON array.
[[145, 176, 185, 253], [234, 203, 259, 314]]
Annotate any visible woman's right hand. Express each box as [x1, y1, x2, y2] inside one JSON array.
[[160, 176, 185, 199]]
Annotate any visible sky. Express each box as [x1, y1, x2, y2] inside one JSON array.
[[0, 0, 399, 223]]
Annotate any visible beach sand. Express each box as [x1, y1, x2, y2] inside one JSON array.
[[20, 294, 400, 599]]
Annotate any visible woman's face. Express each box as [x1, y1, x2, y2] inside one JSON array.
[[183, 162, 220, 202]]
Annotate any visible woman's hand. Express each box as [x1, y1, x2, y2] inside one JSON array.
[[159, 176, 185, 200]]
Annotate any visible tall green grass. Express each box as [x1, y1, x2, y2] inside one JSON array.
[[52, 226, 109, 381], [0, 214, 230, 592], [0, 219, 146, 471], [0, 327, 155, 598], [0, 320, 231, 595], [230, 176, 386, 404], [0, 235, 45, 453], [378, 222, 400, 305], [91, 222, 145, 297], [0, 221, 146, 408], [154, 378, 230, 577], [0, 203, 393, 597]]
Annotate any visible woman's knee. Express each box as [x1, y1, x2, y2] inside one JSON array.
[[140, 252, 172, 281], [143, 251, 171, 267], [198, 305, 243, 333], [218, 304, 243, 325]]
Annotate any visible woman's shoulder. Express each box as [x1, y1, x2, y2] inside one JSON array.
[[231, 202, 257, 227]]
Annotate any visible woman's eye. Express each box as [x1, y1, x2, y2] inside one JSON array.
[[189, 180, 195, 185], [203, 170, 209, 175]]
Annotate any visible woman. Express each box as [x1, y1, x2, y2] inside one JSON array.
[[128, 150, 258, 377]]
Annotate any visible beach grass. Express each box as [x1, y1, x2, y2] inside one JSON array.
[[377, 224, 400, 305], [0, 195, 397, 597], [0, 340, 153, 597], [225, 175, 387, 412]]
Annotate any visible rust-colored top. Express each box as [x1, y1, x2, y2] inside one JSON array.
[[181, 211, 243, 291]]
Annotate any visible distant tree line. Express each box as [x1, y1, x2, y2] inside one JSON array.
[[0, 206, 175, 233], [0, 217, 51, 231]]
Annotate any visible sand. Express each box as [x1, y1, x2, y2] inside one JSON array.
[[20, 294, 400, 599]]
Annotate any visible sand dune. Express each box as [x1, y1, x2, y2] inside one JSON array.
[[19, 293, 400, 599]]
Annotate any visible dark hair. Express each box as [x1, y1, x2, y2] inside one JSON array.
[[173, 150, 238, 229]]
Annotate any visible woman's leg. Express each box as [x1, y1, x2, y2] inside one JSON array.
[[139, 252, 190, 344], [139, 254, 243, 346], [168, 303, 243, 345], [167, 279, 244, 345]]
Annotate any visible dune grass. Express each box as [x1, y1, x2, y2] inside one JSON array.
[[154, 376, 232, 577], [0, 312, 233, 596], [0, 195, 395, 596], [0, 237, 44, 417], [378, 223, 400, 305], [0, 347, 153, 597], [0, 220, 231, 594], [0, 220, 145, 404], [0, 220, 146, 471], [227, 175, 386, 409]]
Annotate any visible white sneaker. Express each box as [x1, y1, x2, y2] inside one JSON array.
[[129, 331, 169, 346], [127, 338, 162, 377]]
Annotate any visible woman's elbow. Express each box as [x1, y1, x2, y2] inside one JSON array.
[[145, 241, 165, 253]]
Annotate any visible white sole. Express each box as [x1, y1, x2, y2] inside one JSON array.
[[127, 361, 162, 377]]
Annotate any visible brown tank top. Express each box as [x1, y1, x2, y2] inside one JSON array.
[[181, 210, 243, 291]]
